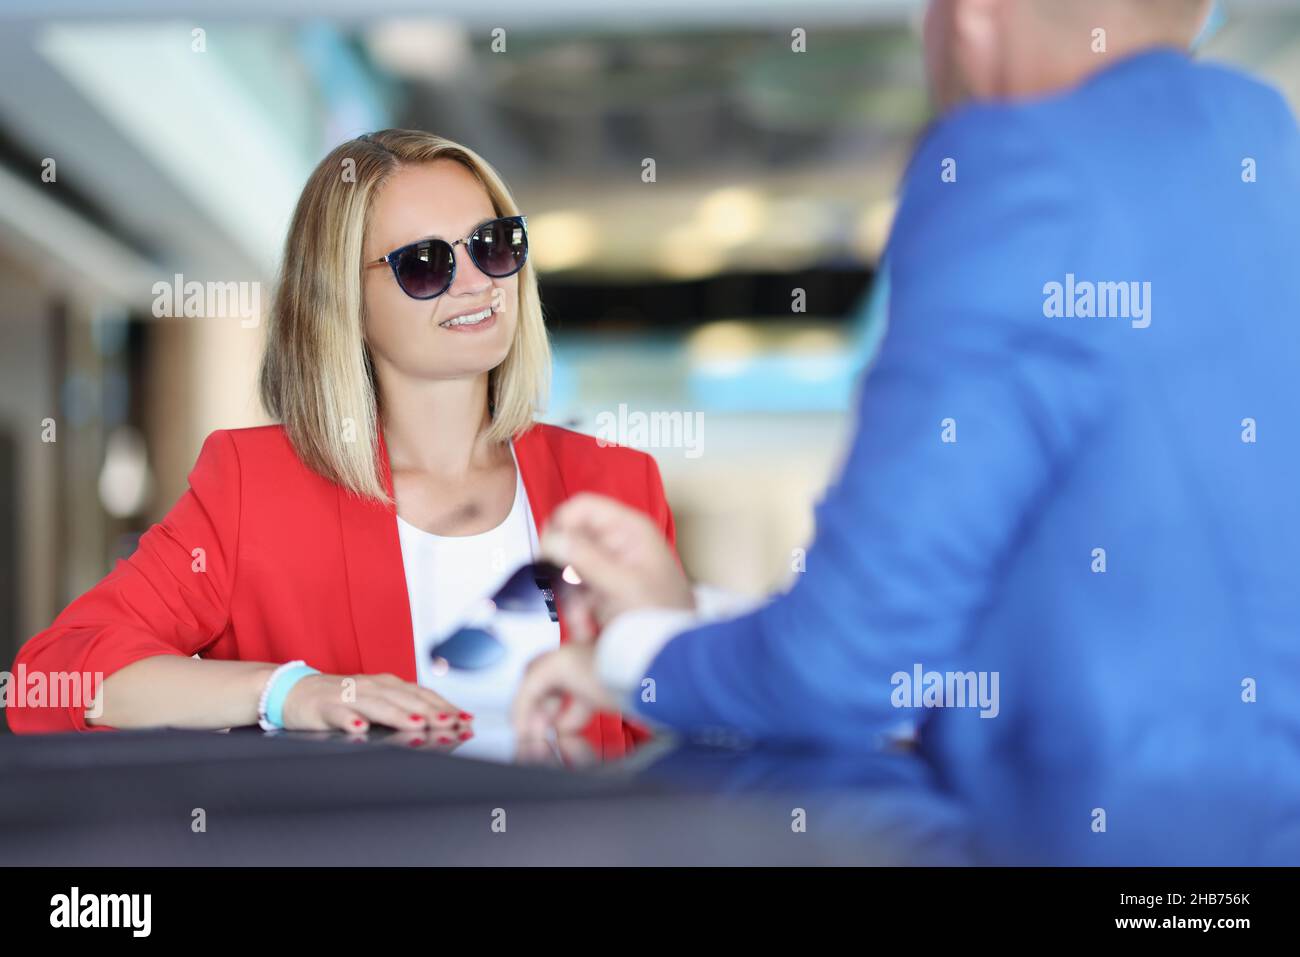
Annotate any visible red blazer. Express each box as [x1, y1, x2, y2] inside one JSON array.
[[7, 423, 674, 755]]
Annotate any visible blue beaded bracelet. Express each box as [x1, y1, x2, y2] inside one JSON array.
[[258, 661, 320, 731]]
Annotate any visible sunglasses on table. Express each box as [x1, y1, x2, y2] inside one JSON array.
[[365, 215, 529, 300], [428, 561, 571, 672]]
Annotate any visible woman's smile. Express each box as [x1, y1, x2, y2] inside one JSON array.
[[438, 303, 498, 332]]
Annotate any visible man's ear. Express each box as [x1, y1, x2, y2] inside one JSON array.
[[950, 0, 1007, 101], [1188, 0, 1220, 50]]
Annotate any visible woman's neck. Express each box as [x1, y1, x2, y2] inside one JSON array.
[[379, 370, 502, 479]]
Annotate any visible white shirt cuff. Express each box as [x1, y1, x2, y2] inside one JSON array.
[[690, 583, 763, 620], [594, 607, 697, 700], [593, 584, 763, 700]]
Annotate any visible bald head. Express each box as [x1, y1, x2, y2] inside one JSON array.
[[923, 0, 1213, 111]]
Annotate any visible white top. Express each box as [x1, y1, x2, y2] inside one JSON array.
[[396, 446, 560, 760]]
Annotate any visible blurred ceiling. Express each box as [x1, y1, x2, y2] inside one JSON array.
[[0, 0, 1298, 312]]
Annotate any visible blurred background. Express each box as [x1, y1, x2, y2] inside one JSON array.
[[1, 0, 1298, 704]]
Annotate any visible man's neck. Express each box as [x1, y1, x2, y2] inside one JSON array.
[[1003, 37, 1183, 102]]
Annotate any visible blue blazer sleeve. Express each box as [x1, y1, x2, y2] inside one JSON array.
[[635, 108, 1118, 746]]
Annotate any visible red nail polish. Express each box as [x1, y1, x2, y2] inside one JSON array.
[[352, 719, 364, 728], [459, 712, 473, 721], [409, 714, 423, 723], [410, 738, 425, 747], [459, 731, 473, 741], [437, 735, 452, 744], [437, 713, 448, 721]]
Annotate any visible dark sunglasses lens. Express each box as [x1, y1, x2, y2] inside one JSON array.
[[393, 240, 454, 298], [470, 218, 528, 277], [430, 627, 506, 670], [492, 563, 551, 613]]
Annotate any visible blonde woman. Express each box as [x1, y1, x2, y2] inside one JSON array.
[[10, 130, 673, 759]]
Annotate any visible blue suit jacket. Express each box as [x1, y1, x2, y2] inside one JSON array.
[[636, 49, 1300, 861]]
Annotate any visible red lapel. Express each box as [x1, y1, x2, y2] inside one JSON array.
[[337, 427, 418, 681], [513, 424, 569, 536]]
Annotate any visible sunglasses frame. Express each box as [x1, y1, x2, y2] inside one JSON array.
[[365, 214, 529, 300]]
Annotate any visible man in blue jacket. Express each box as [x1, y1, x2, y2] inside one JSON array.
[[514, 0, 1300, 861]]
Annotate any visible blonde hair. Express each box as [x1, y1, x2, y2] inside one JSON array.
[[259, 129, 549, 505]]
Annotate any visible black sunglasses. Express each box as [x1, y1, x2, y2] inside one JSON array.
[[365, 215, 529, 300], [428, 561, 566, 671]]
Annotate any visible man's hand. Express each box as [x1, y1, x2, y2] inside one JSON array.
[[512, 642, 619, 739], [512, 493, 692, 737], [513, 727, 598, 769], [541, 493, 694, 632]]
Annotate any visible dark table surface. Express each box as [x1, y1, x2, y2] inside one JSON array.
[[0, 725, 1289, 865], [0, 725, 965, 866]]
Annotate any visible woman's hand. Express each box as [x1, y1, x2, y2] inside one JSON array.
[[281, 672, 473, 735], [379, 728, 475, 751]]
